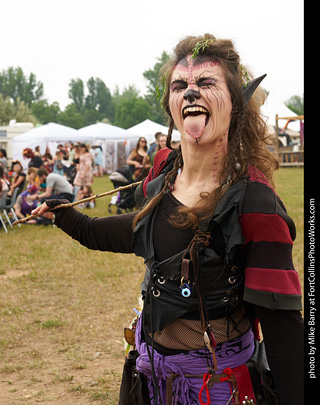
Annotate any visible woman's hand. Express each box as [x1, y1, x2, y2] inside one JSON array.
[[31, 202, 54, 220], [31, 199, 69, 220]]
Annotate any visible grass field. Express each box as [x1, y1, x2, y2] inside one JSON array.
[[0, 168, 303, 404]]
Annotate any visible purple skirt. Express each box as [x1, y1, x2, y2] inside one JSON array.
[[135, 315, 254, 405]]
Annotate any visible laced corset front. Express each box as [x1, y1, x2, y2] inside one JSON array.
[[149, 191, 250, 353]]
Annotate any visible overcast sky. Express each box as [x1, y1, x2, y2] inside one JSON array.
[[2, 0, 304, 109]]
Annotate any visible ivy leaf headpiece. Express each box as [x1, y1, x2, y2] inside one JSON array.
[[191, 38, 216, 61]]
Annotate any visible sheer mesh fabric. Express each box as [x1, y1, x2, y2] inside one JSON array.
[[153, 305, 250, 351]]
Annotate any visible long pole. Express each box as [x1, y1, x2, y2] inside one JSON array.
[[12, 180, 142, 226]]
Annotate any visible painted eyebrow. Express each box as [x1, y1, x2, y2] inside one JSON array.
[[170, 79, 188, 91]]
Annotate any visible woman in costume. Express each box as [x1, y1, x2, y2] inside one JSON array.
[[32, 34, 303, 405], [127, 137, 151, 181]]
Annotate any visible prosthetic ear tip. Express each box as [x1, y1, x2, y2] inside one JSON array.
[[241, 74, 267, 107]]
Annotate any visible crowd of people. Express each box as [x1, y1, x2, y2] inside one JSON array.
[[0, 134, 171, 226], [0, 142, 102, 225]]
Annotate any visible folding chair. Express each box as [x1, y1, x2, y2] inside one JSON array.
[[0, 190, 9, 233], [1, 187, 20, 230]]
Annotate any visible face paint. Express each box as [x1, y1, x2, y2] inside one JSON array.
[[169, 55, 232, 145]]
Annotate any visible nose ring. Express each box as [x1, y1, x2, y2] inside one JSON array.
[[183, 89, 201, 104]]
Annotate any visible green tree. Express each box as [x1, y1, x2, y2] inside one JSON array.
[[58, 104, 84, 129], [0, 94, 38, 125], [114, 96, 153, 129], [0, 67, 44, 106], [143, 51, 170, 124], [285, 95, 304, 115], [68, 77, 114, 125], [0, 95, 15, 125], [68, 78, 85, 113], [85, 77, 114, 123], [31, 100, 61, 124]]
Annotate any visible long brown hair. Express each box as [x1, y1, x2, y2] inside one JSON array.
[[133, 34, 279, 229]]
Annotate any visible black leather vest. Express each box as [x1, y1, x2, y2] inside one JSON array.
[[133, 174, 248, 334]]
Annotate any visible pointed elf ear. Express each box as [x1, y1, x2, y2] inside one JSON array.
[[241, 74, 267, 107]]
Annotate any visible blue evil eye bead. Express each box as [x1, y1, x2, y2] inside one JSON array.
[[180, 283, 192, 298]]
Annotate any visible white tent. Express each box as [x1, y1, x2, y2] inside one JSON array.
[[127, 119, 181, 146], [78, 122, 140, 172], [12, 123, 94, 170], [78, 122, 138, 141], [260, 92, 301, 132]]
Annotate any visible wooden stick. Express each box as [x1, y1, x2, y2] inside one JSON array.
[[12, 180, 142, 226]]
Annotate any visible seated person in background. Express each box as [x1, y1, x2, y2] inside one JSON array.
[[14, 184, 52, 225], [76, 185, 95, 209], [7, 160, 26, 198], [0, 166, 9, 199], [14, 185, 38, 219], [0, 148, 8, 173], [26, 167, 40, 189], [33, 168, 74, 203]]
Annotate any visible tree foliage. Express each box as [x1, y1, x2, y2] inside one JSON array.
[[114, 96, 153, 129], [30, 101, 61, 124], [0, 67, 44, 106], [143, 51, 170, 124], [0, 57, 303, 131], [285, 95, 304, 116], [58, 104, 84, 129], [0, 94, 38, 125]]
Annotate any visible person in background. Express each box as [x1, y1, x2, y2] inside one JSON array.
[[53, 151, 64, 176], [32, 167, 74, 203], [42, 146, 54, 173], [126, 137, 150, 181], [73, 144, 93, 201], [76, 185, 95, 209], [150, 133, 167, 166], [68, 143, 75, 162], [0, 148, 8, 173], [146, 132, 162, 162], [25, 167, 40, 189], [13, 184, 39, 220], [57, 144, 68, 160], [0, 166, 9, 199], [23, 148, 43, 168], [93, 144, 103, 177], [7, 160, 26, 198]]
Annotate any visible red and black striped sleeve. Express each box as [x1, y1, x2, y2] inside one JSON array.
[[239, 181, 302, 311]]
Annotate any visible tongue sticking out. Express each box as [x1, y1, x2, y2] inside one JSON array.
[[184, 114, 207, 140]]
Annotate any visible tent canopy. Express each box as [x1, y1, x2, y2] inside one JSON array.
[[12, 123, 95, 169], [78, 122, 142, 172], [127, 119, 180, 145], [13, 122, 93, 143], [78, 122, 140, 142]]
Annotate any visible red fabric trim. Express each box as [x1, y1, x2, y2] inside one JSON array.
[[233, 364, 256, 403], [246, 164, 276, 194], [252, 317, 261, 341], [240, 213, 293, 245], [142, 148, 172, 197], [245, 267, 302, 295]]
